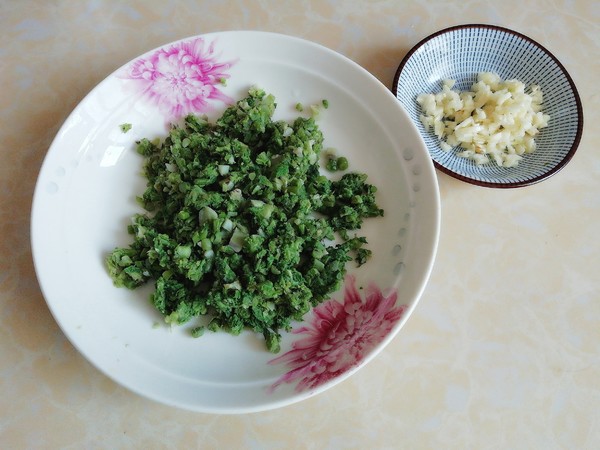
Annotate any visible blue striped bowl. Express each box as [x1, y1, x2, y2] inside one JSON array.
[[393, 24, 583, 188]]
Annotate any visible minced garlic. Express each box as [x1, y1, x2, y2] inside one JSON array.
[[417, 72, 550, 167]]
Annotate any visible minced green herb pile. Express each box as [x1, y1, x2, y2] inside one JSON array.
[[107, 87, 384, 352]]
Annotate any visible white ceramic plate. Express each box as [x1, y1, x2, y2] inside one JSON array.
[[31, 31, 440, 413]]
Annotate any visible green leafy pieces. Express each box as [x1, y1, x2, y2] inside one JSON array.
[[325, 155, 349, 172], [120, 123, 132, 133], [106, 87, 384, 353]]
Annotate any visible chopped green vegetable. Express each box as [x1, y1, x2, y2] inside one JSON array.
[[326, 157, 338, 171], [106, 87, 384, 352], [309, 104, 321, 119], [325, 155, 349, 172], [336, 156, 348, 171], [295, 102, 304, 112], [120, 123, 132, 133], [322, 99, 329, 109], [191, 326, 205, 338]]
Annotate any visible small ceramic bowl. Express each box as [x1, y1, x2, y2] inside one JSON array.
[[393, 24, 583, 188]]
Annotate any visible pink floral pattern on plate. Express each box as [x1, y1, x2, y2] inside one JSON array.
[[268, 275, 407, 393], [121, 37, 236, 120]]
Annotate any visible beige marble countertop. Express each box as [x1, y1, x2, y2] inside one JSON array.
[[2, 0, 599, 448]]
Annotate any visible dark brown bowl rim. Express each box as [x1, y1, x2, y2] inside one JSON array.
[[392, 24, 584, 189]]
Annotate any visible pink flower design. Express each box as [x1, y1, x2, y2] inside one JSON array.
[[122, 37, 236, 119], [268, 275, 407, 393]]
